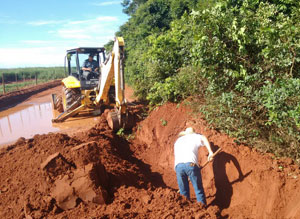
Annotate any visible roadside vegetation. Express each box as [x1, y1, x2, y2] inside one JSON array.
[[0, 67, 65, 93], [108, 0, 300, 162]]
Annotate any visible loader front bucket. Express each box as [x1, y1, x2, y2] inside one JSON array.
[[51, 94, 57, 110]]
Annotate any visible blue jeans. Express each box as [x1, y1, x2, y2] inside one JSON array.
[[175, 162, 207, 205]]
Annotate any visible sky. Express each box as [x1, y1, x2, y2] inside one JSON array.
[[0, 0, 128, 68]]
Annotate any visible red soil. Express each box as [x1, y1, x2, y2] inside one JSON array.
[[0, 110, 220, 218], [0, 94, 300, 218], [134, 103, 300, 218]]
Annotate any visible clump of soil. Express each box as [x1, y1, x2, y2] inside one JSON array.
[[59, 186, 220, 218]]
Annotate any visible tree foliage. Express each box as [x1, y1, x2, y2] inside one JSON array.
[[121, 0, 148, 15]]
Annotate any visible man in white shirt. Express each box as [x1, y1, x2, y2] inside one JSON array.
[[174, 127, 214, 206]]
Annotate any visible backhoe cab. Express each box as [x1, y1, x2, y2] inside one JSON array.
[[52, 37, 131, 131], [66, 47, 105, 90]]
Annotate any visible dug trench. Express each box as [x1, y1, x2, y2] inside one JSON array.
[[1, 99, 300, 218]]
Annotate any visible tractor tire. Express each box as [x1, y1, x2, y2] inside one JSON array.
[[62, 87, 81, 112], [55, 95, 64, 113]]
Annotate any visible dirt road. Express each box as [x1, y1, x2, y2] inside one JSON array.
[[0, 84, 300, 218]]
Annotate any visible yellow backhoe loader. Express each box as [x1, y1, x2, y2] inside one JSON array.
[[51, 37, 132, 131]]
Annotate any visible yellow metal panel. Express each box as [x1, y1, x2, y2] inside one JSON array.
[[95, 37, 126, 110], [117, 37, 124, 46], [62, 76, 81, 88], [114, 38, 125, 107], [96, 53, 115, 104]]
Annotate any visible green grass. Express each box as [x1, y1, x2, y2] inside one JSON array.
[[0, 67, 66, 94], [0, 79, 58, 93]]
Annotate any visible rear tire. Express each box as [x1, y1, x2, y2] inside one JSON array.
[[62, 87, 81, 112]]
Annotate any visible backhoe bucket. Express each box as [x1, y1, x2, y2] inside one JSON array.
[[106, 111, 135, 131], [106, 111, 120, 131]]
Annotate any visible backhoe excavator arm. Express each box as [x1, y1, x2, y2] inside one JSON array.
[[96, 37, 125, 109], [95, 37, 128, 130]]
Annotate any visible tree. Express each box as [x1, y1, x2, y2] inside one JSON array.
[[121, 0, 148, 15]]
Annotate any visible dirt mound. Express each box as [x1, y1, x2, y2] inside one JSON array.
[[134, 102, 300, 218], [0, 110, 219, 218], [1, 101, 300, 218], [0, 80, 61, 111]]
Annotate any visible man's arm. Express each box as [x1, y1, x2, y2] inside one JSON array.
[[93, 61, 99, 72], [82, 67, 92, 71], [200, 135, 214, 161], [82, 60, 92, 71]]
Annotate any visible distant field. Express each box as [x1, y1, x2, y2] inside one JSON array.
[[0, 67, 66, 93]]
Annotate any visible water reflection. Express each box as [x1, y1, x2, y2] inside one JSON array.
[[0, 102, 60, 145]]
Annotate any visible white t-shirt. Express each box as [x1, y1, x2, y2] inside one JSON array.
[[174, 133, 205, 169]]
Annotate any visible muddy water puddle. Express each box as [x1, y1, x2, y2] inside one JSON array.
[[0, 101, 99, 146], [0, 86, 100, 147], [0, 102, 59, 145]]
